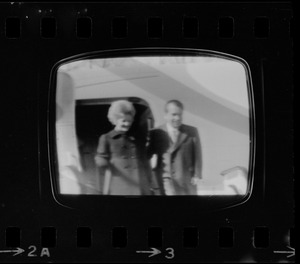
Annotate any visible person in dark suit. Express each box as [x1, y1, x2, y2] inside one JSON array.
[[95, 100, 152, 195], [147, 100, 202, 195]]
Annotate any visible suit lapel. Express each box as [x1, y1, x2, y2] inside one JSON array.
[[172, 130, 187, 153], [159, 124, 174, 153], [159, 124, 188, 153]]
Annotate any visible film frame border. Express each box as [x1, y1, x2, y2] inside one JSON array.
[[0, 1, 294, 261]]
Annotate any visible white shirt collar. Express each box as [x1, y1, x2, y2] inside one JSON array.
[[166, 123, 179, 135]]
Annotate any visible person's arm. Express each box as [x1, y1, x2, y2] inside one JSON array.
[[146, 129, 153, 158], [95, 134, 110, 166], [191, 127, 202, 185], [95, 134, 110, 194], [147, 130, 160, 171], [146, 129, 163, 195]]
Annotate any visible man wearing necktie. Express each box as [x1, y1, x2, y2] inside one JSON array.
[[147, 100, 202, 195]]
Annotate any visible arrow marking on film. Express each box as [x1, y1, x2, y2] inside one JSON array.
[[274, 246, 295, 258], [0, 248, 25, 256], [136, 248, 161, 258]]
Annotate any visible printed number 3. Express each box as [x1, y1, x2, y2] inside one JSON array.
[[165, 248, 175, 259]]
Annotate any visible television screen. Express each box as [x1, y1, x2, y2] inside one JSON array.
[[51, 50, 254, 198]]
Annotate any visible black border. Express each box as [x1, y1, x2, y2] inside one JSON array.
[[0, 2, 294, 263]]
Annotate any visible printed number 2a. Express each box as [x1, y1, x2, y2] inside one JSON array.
[[28, 246, 50, 257]]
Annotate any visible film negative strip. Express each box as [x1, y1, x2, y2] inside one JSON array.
[[0, 1, 294, 263]]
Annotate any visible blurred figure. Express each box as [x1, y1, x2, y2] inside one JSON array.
[[221, 166, 248, 195], [147, 100, 202, 195], [95, 100, 152, 195]]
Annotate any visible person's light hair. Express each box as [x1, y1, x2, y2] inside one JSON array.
[[164, 99, 184, 113], [107, 100, 136, 125]]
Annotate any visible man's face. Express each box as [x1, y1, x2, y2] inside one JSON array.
[[164, 103, 183, 129]]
